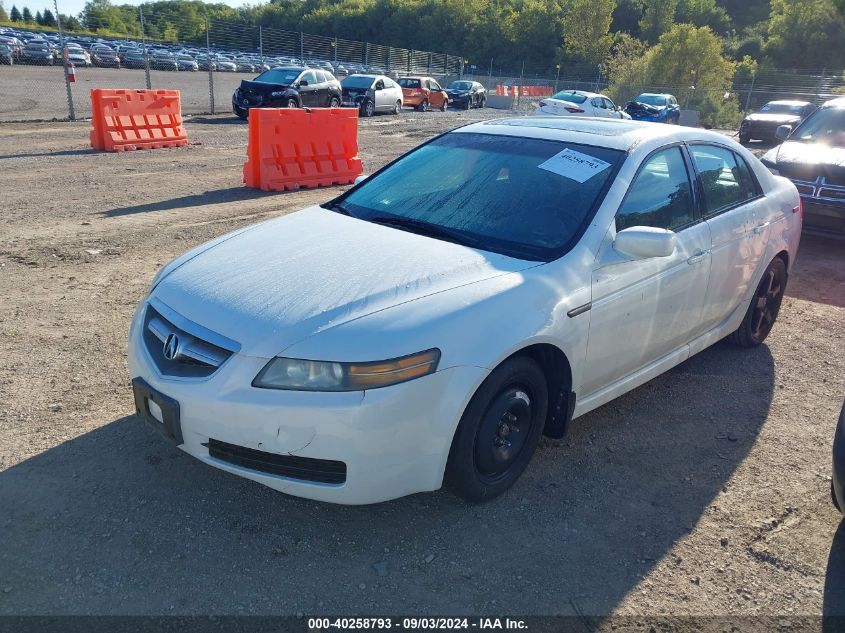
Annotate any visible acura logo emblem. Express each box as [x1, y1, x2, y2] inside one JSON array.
[[163, 333, 180, 361]]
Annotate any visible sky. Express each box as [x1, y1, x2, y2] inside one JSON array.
[[21, 0, 259, 20]]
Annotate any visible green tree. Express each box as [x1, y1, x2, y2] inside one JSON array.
[[10, 4, 21, 21], [766, 0, 845, 69], [604, 32, 648, 101], [35, 9, 42, 23], [676, 0, 730, 34], [21, 5, 32, 21], [42, 7, 56, 25], [562, 0, 615, 64], [0, 2, 8, 21], [639, 0, 677, 42]]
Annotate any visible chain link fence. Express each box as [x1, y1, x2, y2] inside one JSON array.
[[1, 12, 844, 123]]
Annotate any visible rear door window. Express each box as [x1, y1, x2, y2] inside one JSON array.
[[689, 145, 756, 215]]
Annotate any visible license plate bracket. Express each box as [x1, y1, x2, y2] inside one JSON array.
[[132, 377, 183, 446]]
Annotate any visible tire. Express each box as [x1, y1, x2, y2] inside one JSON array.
[[479, 96, 486, 108], [361, 99, 375, 117], [418, 99, 429, 112], [440, 99, 448, 112], [739, 133, 750, 144], [392, 100, 401, 115], [445, 356, 548, 502], [833, 481, 841, 512], [464, 98, 471, 110], [285, 98, 298, 109], [728, 257, 787, 347], [328, 96, 340, 108]]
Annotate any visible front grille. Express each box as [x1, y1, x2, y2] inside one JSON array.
[[819, 186, 845, 200], [142, 302, 236, 378], [206, 439, 347, 484]]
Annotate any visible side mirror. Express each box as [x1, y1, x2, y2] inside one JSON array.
[[354, 174, 369, 185], [775, 124, 792, 141], [298, 79, 309, 87], [613, 226, 677, 259]]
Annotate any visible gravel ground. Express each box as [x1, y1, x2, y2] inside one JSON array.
[[0, 110, 843, 618]]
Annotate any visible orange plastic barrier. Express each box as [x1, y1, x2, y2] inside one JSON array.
[[243, 108, 363, 192], [90, 89, 187, 152], [495, 85, 504, 96]]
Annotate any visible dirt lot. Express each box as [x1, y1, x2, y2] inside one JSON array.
[[0, 110, 843, 618]]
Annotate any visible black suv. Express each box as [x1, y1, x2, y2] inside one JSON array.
[[233, 66, 342, 118]]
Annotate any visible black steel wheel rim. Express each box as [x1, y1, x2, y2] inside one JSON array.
[[751, 267, 784, 340], [474, 386, 534, 481]]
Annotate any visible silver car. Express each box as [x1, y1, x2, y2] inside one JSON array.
[[340, 74, 403, 117]]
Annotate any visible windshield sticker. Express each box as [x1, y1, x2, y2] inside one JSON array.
[[537, 148, 611, 183]]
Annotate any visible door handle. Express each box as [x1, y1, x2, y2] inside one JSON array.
[[751, 223, 769, 235], [687, 249, 710, 265]]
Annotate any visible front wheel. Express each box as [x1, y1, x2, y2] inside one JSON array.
[[285, 98, 298, 109], [445, 356, 548, 502], [739, 133, 750, 144], [479, 96, 486, 108], [728, 257, 787, 347], [360, 99, 375, 117], [328, 96, 340, 108]]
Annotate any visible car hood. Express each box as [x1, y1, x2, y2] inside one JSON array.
[[763, 141, 845, 180], [626, 102, 665, 115], [152, 206, 534, 358], [239, 79, 288, 94], [745, 113, 800, 124]]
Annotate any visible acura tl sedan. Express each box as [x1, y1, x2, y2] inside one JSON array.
[[130, 118, 801, 504]]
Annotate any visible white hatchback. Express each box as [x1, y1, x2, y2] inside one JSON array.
[[129, 118, 801, 504]]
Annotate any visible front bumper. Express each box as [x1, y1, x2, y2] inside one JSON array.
[[790, 178, 845, 236], [833, 403, 844, 512], [128, 301, 487, 504]]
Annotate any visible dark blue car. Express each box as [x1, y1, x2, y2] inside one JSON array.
[[625, 93, 680, 124]]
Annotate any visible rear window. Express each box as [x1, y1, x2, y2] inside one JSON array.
[[398, 78, 421, 89], [550, 90, 587, 104]]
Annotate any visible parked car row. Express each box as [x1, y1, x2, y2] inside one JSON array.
[[233, 67, 488, 118]]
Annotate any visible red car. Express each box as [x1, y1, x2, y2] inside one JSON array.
[[398, 76, 448, 112]]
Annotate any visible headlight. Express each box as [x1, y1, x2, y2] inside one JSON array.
[[271, 90, 285, 98], [253, 349, 441, 391]]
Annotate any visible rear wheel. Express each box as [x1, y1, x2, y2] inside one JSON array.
[[728, 257, 787, 347], [440, 98, 448, 112], [328, 95, 340, 108], [392, 100, 401, 115], [418, 99, 429, 112], [445, 357, 548, 502]]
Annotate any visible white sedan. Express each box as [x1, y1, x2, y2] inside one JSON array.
[[129, 117, 801, 504], [535, 89, 630, 119]]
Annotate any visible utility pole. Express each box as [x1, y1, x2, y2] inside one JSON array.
[[554, 63, 560, 92], [206, 20, 215, 114]]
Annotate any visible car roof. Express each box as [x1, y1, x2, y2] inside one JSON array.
[[636, 92, 672, 98], [766, 99, 812, 106], [456, 117, 736, 153], [822, 97, 845, 108], [552, 89, 605, 99]]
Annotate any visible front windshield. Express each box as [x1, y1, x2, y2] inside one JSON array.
[[342, 75, 375, 89], [789, 106, 845, 146], [551, 90, 587, 104], [336, 132, 623, 261], [254, 68, 301, 84], [761, 103, 803, 115], [448, 81, 472, 90], [634, 94, 667, 106]]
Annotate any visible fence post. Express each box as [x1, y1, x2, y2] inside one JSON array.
[[139, 7, 151, 89], [259, 25, 263, 63], [206, 20, 215, 115], [364, 42, 368, 65], [299, 31, 304, 60], [488, 58, 493, 88], [744, 70, 756, 112], [54, 0, 74, 120], [516, 60, 524, 109], [407, 49, 412, 73], [428, 52, 431, 74], [815, 68, 826, 102]]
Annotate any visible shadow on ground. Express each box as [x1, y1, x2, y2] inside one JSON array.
[[0, 148, 97, 160], [103, 187, 275, 217], [787, 234, 845, 309], [0, 341, 775, 615]]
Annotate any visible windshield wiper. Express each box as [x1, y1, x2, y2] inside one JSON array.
[[368, 216, 483, 249], [323, 200, 352, 216]]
